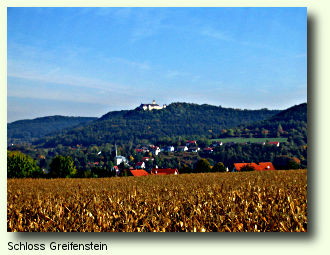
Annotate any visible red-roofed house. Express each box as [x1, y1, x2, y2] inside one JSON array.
[[257, 162, 275, 171], [151, 168, 179, 175], [203, 147, 213, 154], [142, 157, 154, 162], [112, 166, 120, 176], [130, 169, 149, 176], [268, 141, 280, 147], [233, 163, 259, 172], [233, 162, 275, 172], [186, 140, 197, 146]]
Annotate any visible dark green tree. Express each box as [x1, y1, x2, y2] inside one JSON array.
[[49, 155, 77, 178], [287, 157, 301, 169], [212, 162, 226, 172], [195, 158, 211, 173], [240, 164, 255, 172]]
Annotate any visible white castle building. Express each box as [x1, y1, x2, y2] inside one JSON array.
[[139, 100, 167, 111]]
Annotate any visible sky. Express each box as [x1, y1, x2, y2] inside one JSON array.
[[7, 7, 307, 123]]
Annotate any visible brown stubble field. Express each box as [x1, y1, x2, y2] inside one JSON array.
[[7, 170, 307, 232]]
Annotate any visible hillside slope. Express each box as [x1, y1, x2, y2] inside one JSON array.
[[35, 103, 280, 147], [8, 116, 97, 144], [236, 103, 307, 144]]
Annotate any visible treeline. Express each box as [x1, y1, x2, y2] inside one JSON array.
[[34, 103, 280, 147], [7, 150, 303, 179]]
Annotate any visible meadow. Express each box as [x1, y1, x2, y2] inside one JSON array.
[[7, 170, 307, 232], [211, 137, 288, 143]]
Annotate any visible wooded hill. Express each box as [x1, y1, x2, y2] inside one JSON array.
[[31, 103, 281, 147], [7, 116, 97, 144], [234, 103, 307, 145]]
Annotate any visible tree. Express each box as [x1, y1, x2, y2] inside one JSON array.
[[274, 156, 301, 170], [287, 157, 301, 169], [240, 164, 255, 172], [7, 151, 43, 178], [195, 158, 211, 173], [212, 162, 226, 172], [49, 155, 77, 178], [180, 164, 192, 174], [227, 129, 235, 137]]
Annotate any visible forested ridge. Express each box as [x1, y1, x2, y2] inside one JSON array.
[[232, 103, 307, 145], [7, 116, 97, 144], [33, 103, 280, 147]]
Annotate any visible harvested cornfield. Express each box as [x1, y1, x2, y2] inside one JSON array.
[[7, 170, 307, 232]]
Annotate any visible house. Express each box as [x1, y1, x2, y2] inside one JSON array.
[[112, 166, 120, 176], [232, 163, 258, 172], [188, 147, 200, 153], [203, 147, 213, 154], [257, 162, 276, 171], [151, 168, 179, 175], [164, 146, 175, 152], [130, 169, 149, 176], [149, 146, 160, 155], [211, 141, 223, 147], [177, 146, 188, 152], [186, 140, 197, 147], [142, 157, 154, 162], [139, 100, 167, 111], [232, 162, 275, 172], [268, 141, 280, 147], [136, 162, 146, 169], [255, 142, 266, 145], [88, 161, 100, 167]]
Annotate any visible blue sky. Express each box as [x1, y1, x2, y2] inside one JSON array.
[[7, 7, 307, 123]]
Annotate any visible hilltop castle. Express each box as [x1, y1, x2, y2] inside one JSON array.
[[139, 100, 167, 111]]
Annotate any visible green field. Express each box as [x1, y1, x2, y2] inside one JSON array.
[[211, 137, 288, 143]]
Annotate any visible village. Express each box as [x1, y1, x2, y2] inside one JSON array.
[[111, 139, 281, 177]]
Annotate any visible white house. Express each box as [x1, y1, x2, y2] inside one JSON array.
[[211, 141, 223, 147], [164, 146, 175, 152], [177, 146, 188, 152], [189, 147, 200, 153], [150, 146, 160, 155]]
